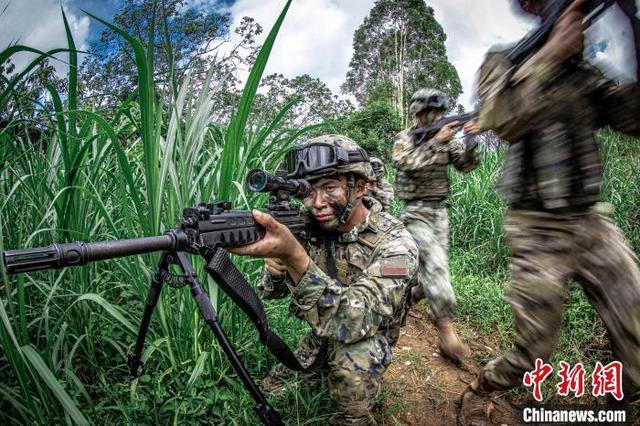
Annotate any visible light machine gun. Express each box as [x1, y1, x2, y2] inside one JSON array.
[[2, 168, 320, 426]]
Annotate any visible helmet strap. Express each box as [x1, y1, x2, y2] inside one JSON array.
[[336, 173, 359, 227]]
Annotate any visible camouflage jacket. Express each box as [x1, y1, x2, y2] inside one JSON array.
[[368, 177, 395, 211], [391, 127, 479, 201], [477, 47, 640, 211], [258, 197, 418, 345]]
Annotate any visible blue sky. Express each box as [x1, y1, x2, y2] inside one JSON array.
[[65, 0, 121, 41], [1, 0, 637, 108]]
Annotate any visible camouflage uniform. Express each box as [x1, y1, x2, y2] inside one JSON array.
[[474, 47, 640, 393], [368, 178, 394, 212], [368, 157, 395, 211], [392, 123, 479, 320], [258, 197, 418, 425]]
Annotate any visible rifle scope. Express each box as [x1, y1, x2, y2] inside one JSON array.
[[246, 169, 312, 198]]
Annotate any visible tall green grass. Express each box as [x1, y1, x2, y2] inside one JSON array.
[[0, 1, 334, 423]]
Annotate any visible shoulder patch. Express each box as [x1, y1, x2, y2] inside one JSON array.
[[381, 257, 409, 278]]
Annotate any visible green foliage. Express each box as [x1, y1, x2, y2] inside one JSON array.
[[80, 0, 262, 112], [218, 0, 293, 202], [343, 0, 462, 119], [253, 73, 354, 129], [599, 129, 640, 252], [338, 100, 402, 162]]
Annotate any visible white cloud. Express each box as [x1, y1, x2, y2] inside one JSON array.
[[426, 0, 535, 108], [585, 3, 637, 84], [224, 0, 532, 108], [223, 0, 375, 96], [0, 0, 90, 77]]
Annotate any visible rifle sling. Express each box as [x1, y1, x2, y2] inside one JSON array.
[[205, 247, 328, 372], [324, 235, 338, 279]]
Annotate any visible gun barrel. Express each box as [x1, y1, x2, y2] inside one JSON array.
[[3, 232, 187, 274]]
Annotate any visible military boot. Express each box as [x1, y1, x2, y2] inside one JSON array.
[[436, 317, 468, 364], [459, 374, 494, 426], [407, 285, 425, 319]]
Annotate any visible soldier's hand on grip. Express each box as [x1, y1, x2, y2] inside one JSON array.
[[228, 210, 310, 282], [463, 120, 482, 135], [435, 120, 459, 144], [539, 0, 587, 64]]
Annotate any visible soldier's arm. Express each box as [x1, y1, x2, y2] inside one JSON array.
[[477, 5, 586, 141], [475, 50, 561, 142], [257, 267, 292, 299], [391, 131, 449, 172], [288, 234, 418, 344], [596, 80, 640, 136]]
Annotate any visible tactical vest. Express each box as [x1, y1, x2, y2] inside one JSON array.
[[395, 129, 451, 201], [496, 65, 604, 211], [295, 205, 408, 344]]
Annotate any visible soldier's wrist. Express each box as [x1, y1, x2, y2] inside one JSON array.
[[283, 247, 310, 284]]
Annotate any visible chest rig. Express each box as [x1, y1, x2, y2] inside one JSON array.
[[306, 209, 402, 283]]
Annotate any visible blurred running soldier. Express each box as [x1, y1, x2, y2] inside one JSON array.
[[460, 0, 640, 422]]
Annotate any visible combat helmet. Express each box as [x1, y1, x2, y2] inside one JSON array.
[[409, 88, 450, 116], [369, 156, 385, 180]]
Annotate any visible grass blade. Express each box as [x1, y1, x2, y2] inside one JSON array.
[[21, 345, 89, 425]]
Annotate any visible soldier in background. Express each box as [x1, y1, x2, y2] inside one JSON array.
[[391, 88, 480, 363], [232, 135, 418, 425], [367, 156, 395, 211], [460, 0, 640, 423]]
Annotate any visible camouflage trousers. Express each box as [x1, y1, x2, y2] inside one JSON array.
[[261, 332, 392, 425], [481, 208, 640, 395], [400, 202, 456, 319]]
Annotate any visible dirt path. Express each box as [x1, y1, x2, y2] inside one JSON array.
[[379, 311, 522, 425]]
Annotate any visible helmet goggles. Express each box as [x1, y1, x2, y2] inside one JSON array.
[[284, 142, 369, 178]]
